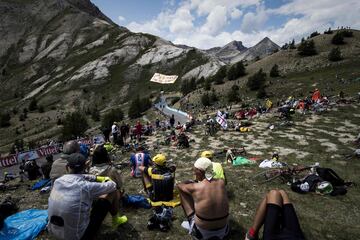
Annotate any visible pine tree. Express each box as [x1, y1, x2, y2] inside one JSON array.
[[212, 66, 227, 84], [257, 87, 267, 99], [247, 69, 266, 91], [328, 47, 342, 61], [332, 32, 344, 45], [201, 93, 211, 106], [102, 108, 124, 128], [227, 61, 246, 80], [210, 89, 218, 102], [181, 80, 190, 95], [270, 64, 280, 77], [297, 39, 317, 56], [128, 96, 142, 119], [204, 79, 211, 91], [62, 112, 89, 140], [227, 85, 241, 103], [0, 112, 11, 128], [289, 39, 296, 49], [29, 98, 38, 111]]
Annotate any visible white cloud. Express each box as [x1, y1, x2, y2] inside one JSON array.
[[230, 8, 243, 19], [126, 0, 360, 49], [200, 5, 228, 35], [190, 0, 261, 16], [169, 6, 194, 33], [241, 4, 268, 33], [118, 16, 126, 22]]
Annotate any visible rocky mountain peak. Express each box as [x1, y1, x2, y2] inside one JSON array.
[[62, 0, 114, 24], [223, 40, 247, 51]]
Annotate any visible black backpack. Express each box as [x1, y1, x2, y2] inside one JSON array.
[[316, 167, 345, 187], [316, 167, 350, 196], [0, 198, 18, 229]]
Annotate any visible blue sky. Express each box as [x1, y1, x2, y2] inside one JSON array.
[[91, 0, 360, 49]]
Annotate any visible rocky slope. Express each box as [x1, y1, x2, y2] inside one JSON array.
[[0, 0, 223, 109]]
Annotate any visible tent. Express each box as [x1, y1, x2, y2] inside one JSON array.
[[150, 73, 178, 84]]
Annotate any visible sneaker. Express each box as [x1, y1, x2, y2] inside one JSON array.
[[147, 216, 158, 230], [245, 231, 258, 240], [159, 222, 170, 232], [181, 220, 190, 230], [112, 215, 128, 228]]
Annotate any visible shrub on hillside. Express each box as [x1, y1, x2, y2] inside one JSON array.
[[29, 98, 38, 111], [181, 78, 197, 95], [171, 96, 181, 105], [309, 31, 320, 38], [332, 32, 344, 45], [19, 114, 26, 122], [289, 39, 296, 49], [38, 105, 44, 113], [281, 43, 289, 50], [91, 108, 101, 122], [128, 96, 152, 119], [197, 76, 205, 85], [328, 47, 342, 62], [257, 87, 267, 99], [269, 64, 280, 77], [10, 139, 25, 154], [341, 30, 353, 38], [227, 85, 241, 103], [62, 112, 89, 140], [227, 61, 246, 80], [247, 68, 266, 91], [211, 66, 227, 84], [210, 89, 218, 102], [204, 79, 211, 91], [0, 112, 11, 128], [297, 39, 317, 56], [324, 28, 333, 34], [102, 108, 124, 128], [201, 93, 211, 106]]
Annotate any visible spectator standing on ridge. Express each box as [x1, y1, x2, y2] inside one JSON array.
[[120, 122, 128, 145], [111, 122, 119, 145], [170, 114, 175, 128], [135, 121, 143, 142]]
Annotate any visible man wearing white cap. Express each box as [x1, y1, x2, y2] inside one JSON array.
[[177, 157, 229, 240]]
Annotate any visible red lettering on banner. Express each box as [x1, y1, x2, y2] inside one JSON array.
[[0, 155, 18, 167], [37, 146, 60, 158]]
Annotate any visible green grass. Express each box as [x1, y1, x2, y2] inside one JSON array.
[[3, 103, 359, 240]]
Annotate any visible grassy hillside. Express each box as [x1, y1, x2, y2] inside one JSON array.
[[2, 101, 359, 240]]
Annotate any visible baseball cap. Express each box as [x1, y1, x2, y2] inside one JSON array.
[[194, 157, 214, 180], [67, 153, 87, 169]]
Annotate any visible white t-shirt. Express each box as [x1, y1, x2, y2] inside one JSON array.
[[111, 124, 118, 134]]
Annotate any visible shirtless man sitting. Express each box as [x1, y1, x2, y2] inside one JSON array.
[[177, 157, 229, 240]]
